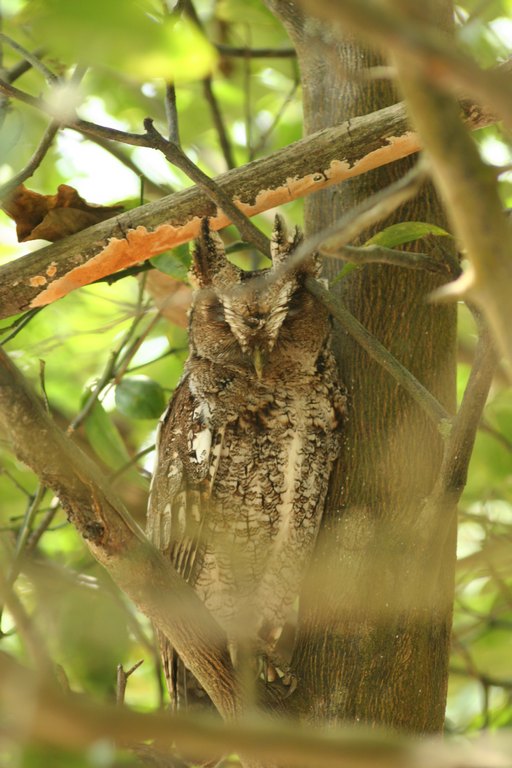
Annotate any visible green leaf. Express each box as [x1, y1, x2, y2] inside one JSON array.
[[330, 263, 358, 285], [151, 244, 191, 281], [364, 221, 451, 248], [115, 376, 166, 419], [83, 397, 131, 470], [22, 1, 216, 82]]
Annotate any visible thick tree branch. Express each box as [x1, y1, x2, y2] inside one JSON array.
[[0, 346, 240, 719], [0, 95, 496, 319]]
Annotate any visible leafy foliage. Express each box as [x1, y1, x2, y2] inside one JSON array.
[[0, 0, 512, 765]]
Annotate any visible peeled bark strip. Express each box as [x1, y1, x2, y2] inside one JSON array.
[[0, 96, 496, 320]]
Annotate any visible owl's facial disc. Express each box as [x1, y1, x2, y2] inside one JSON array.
[[220, 278, 296, 375]]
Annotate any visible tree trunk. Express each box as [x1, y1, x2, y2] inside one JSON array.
[[266, 1, 457, 732]]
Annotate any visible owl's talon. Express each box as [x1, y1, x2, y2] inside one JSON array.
[[281, 670, 297, 697]]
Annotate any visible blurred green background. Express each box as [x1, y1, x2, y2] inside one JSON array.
[[1, 0, 512, 764]]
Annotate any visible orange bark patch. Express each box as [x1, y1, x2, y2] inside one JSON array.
[[28, 135, 422, 308]]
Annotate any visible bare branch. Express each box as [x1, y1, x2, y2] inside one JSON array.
[[305, 278, 450, 427], [0, 91, 496, 319], [0, 33, 58, 83], [203, 76, 236, 169], [142, 118, 270, 257], [164, 83, 180, 145], [0, 121, 59, 201], [178, 0, 235, 169], [338, 245, 449, 274], [433, 325, 497, 505], [216, 44, 296, 58]]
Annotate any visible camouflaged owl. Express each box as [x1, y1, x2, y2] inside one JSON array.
[[147, 215, 345, 706]]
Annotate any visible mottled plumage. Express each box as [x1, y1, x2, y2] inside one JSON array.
[[147, 216, 345, 706]]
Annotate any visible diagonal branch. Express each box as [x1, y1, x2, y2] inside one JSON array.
[[305, 278, 450, 428], [0, 92, 498, 320], [0, 345, 241, 719], [143, 118, 270, 257], [0, 121, 59, 201]]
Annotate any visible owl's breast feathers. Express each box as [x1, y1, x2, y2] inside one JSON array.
[[147, 353, 345, 643]]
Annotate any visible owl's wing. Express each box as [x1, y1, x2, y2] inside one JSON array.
[[147, 374, 225, 709], [147, 373, 220, 585]]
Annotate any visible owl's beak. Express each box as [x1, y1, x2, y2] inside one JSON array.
[[253, 346, 265, 380]]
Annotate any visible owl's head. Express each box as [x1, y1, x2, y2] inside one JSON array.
[[188, 216, 329, 377]]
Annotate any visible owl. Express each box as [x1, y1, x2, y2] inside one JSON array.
[[147, 216, 345, 708]]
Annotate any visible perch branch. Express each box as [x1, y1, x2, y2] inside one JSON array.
[[0, 89, 496, 319]]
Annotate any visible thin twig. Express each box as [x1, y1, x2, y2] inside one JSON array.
[[179, 0, 235, 169], [26, 497, 61, 552], [0, 309, 43, 346], [164, 83, 180, 144], [0, 33, 57, 83], [251, 78, 299, 158], [331, 244, 451, 273], [203, 76, 235, 169], [216, 44, 296, 58], [143, 117, 271, 257], [67, 293, 151, 433], [305, 277, 450, 427], [38, 359, 50, 413], [0, 569, 55, 675], [434, 325, 497, 503], [110, 445, 154, 486], [116, 660, 144, 706], [0, 120, 59, 201], [279, 157, 431, 277], [11, 484, 48, 566], [7, 48, 46, 83], [243, 34, 253, 161]]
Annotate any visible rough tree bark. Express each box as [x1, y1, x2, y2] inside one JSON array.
[[266, 1, 457, 731]]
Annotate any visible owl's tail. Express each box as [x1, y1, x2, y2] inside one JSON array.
[[158, 630, 213, 712]]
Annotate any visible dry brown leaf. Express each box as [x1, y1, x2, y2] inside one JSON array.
[[2, 184, 124, 242], [144, 270, 192, 328]]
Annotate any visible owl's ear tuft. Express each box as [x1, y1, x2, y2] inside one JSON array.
[[270, 213, 302, 266], [190, 218, 240, 288]]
